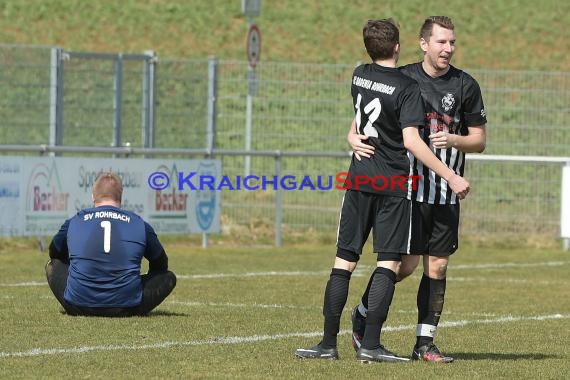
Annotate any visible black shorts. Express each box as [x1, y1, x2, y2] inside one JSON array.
[[409, 201, 460, 256], [336, 190, 412, 262]]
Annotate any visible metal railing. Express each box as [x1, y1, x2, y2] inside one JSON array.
[[1, 144, 568, 248], [1, 43, 569, 246]]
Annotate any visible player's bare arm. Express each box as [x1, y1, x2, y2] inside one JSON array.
[[347, 118, 375, 161], [403, 126, 470, 199], [429, 125, 486, 153]]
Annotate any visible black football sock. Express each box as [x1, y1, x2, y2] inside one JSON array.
[[361, 267, 396, 350], [360, 270, 375, 310], [416, 274, 446, 348], [321, 268, 351, 348]]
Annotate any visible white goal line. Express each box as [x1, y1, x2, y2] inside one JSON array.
[[0, 313, 567, 359]]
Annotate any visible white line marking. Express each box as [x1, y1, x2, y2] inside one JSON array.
[[2, 260, 568, 287], [177, 270, 330, 279], [167, 302, 497, 317], [0, 313, 567, 358], [177, 261, 570, 279], [168, 301, 319, 310], [448, 277, 564, 285], [452, 261, 569, 270], [0, 281, 47, 287]]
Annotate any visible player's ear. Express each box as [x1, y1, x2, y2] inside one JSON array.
[[419, 37, 428, 53], [393, 43, 400, 63]]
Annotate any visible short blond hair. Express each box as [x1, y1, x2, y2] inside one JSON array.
[[419, 16, 454, 40], [92, 172, 123, 204]]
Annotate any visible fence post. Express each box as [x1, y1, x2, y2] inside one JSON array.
[[562, 162, 570, 251], [113, 54, 123, 154], [201, 57, 218, 248], [143, 50, 157, 152], [244, 67, 257, 177], [274, 152, 283, 247], [49, 47, 64, 156], [207, 57, 218, 154]]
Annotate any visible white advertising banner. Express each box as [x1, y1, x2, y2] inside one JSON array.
[[0, 156, 221, 236]]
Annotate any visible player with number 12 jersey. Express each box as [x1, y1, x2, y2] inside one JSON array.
[[349, 63, 424, 198]]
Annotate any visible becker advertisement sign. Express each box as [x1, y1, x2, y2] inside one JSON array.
[[0, 157, 221, 236]]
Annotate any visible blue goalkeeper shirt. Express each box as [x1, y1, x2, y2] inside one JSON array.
[[50, 205, 164, 308]]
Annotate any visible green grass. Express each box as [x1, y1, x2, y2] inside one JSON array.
[[1, 0, 569, 71], [1, 1, 569, 154], [1, 238, 569, 379]]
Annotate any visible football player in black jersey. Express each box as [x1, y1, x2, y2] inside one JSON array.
[[295, 18, 469, 363], [349, 16, 487, 363]]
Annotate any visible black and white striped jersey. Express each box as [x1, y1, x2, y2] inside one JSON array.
[[400, 63, 487, 204]]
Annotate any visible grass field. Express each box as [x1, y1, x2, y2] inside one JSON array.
[[2, 0, 570, 71], [1, 238, 569, 379]]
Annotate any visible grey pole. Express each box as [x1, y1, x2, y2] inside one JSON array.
[[113, 54, 123, 156], [143, 50, 157, 153], [207, 56, 218, 154], [49, 47, 64, 156], [274, 153, 283, 247]]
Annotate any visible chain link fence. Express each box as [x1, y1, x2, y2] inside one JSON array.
[[1, 44, 569, 241]]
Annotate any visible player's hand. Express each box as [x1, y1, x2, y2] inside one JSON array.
[[448, 174, 470, 199], [348, 132, 374, 161], [429, 131, 455, 149]]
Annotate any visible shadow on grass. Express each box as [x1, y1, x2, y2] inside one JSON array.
[[452, 352, 561, 361], [56, 309, 190, 317], [148, 310, 190, 317]]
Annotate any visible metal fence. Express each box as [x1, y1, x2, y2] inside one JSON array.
[[1, 44, 569, 242]]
